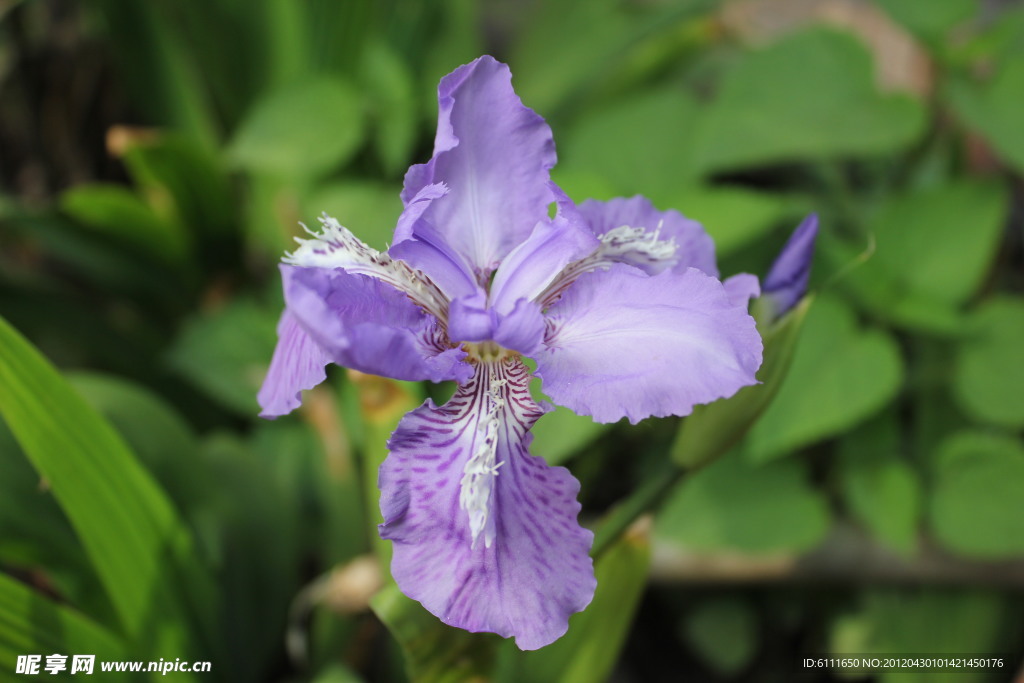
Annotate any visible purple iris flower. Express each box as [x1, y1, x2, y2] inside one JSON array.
[[258, 56, 763, 650]]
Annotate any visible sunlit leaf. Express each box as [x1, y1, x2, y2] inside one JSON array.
[[0, 573, 126, 662], [0, 316, 217, 659], [229, 77, 365, 177], [745, 295, 903, 462], [695, 28, 926, 172]]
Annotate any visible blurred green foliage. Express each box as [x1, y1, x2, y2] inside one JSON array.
[[1, 0, 1023, 681]]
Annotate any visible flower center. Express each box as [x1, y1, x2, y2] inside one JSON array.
[[463, 340, 517, 364]]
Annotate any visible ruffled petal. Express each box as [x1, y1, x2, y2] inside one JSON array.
[[398, 56, 557, 275], [535, 264, 762, 424], [378, 359, 595, 650], [576, 196, 718, 276], [257, 310, 331, 417], [724, 273, 761, 308], [284, 265, 470, 383], [762, 213, 818, 317]]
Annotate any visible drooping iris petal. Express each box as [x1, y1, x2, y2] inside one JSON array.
[[284, 265, 470, 383], [489, 217, 599, 315], [723, 273, 761, 308], [257, 310, 331, 417], [762, 213, 819, 317], [536, 264, 762, 424], [398, 56, 557, 275], [576, 196, 718, 276], [378, 359, 596, 651]]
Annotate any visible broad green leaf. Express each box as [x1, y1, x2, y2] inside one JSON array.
[[229, 77, 365, 177], [0, 572, 125, 662], [500, 524, 650, 683], [953, 297, 1024, 429], [371, 582, 498, 683], [511, 0, 716, 115], [312, 664, 365, 683], [669, 185, 791, 257], [561, 88, 705, 200], [846, 181, 1008, 310], [656, 450, 830, 554], [0, 316, 216, 659], [947, 56, 1024, 173], [930, 431, 1024, 558], [673, 296, 812, 469], [305, 182, 403, 252], [833, 589, 1005, 683], [60, 184, 187, 263], [167, 298, 279, 415], [694, 28, 926, 173], [682, 598, 758, 676], [746, 295, 903, 462], [837, 415, 920, 555]]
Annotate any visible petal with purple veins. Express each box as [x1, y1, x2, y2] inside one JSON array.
[[378, 359, 595, 650], [535, 264, 762, 424], [400, 56, 557, 275], [284, 265, 470, 383], [258, 310, 331, 418]]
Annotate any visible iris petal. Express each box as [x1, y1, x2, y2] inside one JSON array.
[[536, 264, 762, 424], [378, 359, 596, 650], [257, 310, 331, 417], [398, 56, 557, 275]]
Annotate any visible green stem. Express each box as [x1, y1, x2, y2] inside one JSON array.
[[592, 458, 687, 558]]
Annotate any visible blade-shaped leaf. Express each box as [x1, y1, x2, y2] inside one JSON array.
[[0, 316, 217, 658]]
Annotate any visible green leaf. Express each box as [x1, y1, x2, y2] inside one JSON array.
[[669, 185, 791, 257], [561, 88, 704, 199], [0, 572, 126, 662], [833, 589, 1006, 683], [501, 525, 650, 683], [845, 181, 1008, 312], [953, 297, 1024, 429], [673, 296, 812, 469], [872, 0, 976, 45], [360, 41, 418, 178], [60, 184, 187, 263], [682, 598, 758, 676], [530, 404, 609, 467], [229, 77, 365, 177], [695, 28, 926, 172], [0, 316, 217, 658], [67, 372, 207, 510], [930, 431, 1024, 558], [305, 182, 403, 252], [745, 294, 903, 462], [656, 450, 830, 554], [947, 56, 1024, 173], [837, 415, 921, 555], [167, 298, 279, 415], [371, 583, 498, 683]]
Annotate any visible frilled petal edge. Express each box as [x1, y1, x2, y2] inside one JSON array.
[[284, 265, 471, 384], [378, 359, 595, 650], [536, 264, 763, 424]]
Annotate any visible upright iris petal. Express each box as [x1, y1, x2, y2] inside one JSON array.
[[258, 55, 764, 649]]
